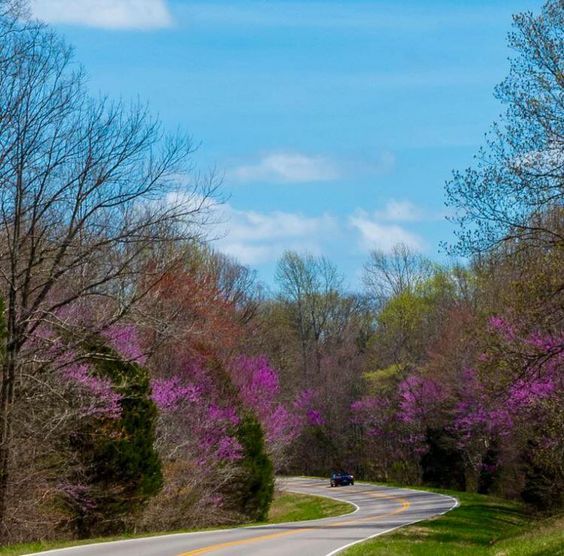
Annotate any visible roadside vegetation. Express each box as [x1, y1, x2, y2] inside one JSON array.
[[266, 491, 353, 523], [0, 491, 353, 556], [343, 490, 564, 555]]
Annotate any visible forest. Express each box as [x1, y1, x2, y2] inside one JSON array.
[[0, 0, 562, 545]]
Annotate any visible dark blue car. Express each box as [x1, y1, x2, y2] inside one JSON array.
[[330, 470, 354, 487]]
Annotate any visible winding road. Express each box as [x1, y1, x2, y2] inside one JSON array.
[[28, 478, 457, 556]]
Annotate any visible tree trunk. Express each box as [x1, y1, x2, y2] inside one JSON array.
[[0, 348, 16, 535]]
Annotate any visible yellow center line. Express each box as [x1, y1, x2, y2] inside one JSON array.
[[177, 492, 411, 555], [177, 527, 311, 556], [329, 492, 410, 526]]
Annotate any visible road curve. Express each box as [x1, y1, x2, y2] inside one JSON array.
[[27, 478, 457, 556]]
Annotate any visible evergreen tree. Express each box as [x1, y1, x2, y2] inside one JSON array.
[[64, 337, 162, 537], [233, 413, 274, 522]]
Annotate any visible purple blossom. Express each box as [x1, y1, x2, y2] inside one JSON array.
[[231, 356, 280, 405], [216, 436, 243, 462], [263, 405, 300, 444], [508, 376, 556, 410], [230, 355, 301, 446], [103, 324, 146, 364], [526, 331, 563, 352], [488, 315, 516, 340], [398, 375, 444, 423], [294, 389, 316, 411], [306, 409, 325, 427], [208, 404, 240, 426], [294, 389, 326, 427], [151, 377, 201, 411], [58, 482, 97, 511], [64, 363, 121, 418]]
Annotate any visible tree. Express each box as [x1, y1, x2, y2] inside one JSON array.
[[446, 0, 564, 255], [231, 413, 274, 522], [62, 335, 162, 538], [363, 243, 434, 306], [205, 250, 261, 326], [368, 269, 457, 376], [271, 252, 371, 474], [274, 251, 343, 382], [0, 10, 216, 532], [442, 1, 563, 508]]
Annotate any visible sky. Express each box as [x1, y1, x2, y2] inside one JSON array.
[[30, 0, 544, 289]]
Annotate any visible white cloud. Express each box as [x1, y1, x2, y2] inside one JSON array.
[[349, 210, 424, 252], [229, 152, 340, 184], [214, 204, 338, 265], [206, 196, 431, 266], [510, 139, 564, 174], [30, 0, 173, 29], [377, 199, 422, 222]]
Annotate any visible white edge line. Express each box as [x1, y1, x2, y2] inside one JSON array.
[[23, 478, 359, 556], [324, 484, 460, 556]]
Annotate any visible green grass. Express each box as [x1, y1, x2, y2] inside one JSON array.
[[266, 491, 353, 523], [0, 491, 353, 555], [343, 488, 563, 556]]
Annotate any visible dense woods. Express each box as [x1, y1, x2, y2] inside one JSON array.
[[0, 0, 562, 546]]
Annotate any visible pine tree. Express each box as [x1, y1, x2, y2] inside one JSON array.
[[235, 413, 274, 522]]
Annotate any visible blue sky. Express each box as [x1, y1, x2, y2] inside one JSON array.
[[31, 0, 544, 288]]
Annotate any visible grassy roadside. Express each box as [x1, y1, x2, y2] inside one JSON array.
[[0, 491, 353, 556], [266, 491, 353, 523], [342, 488, 563, 556]]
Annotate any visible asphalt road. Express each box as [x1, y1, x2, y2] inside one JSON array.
[[28, 477, 457, 556]]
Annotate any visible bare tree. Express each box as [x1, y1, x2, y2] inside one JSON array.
[[274, 251, 343, 381], [203, 249, 261, 325], [363, 243, 434, 305], [0, 10, 218, 532]]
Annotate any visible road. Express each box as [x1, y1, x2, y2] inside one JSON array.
[[28, 478, 457, 556]]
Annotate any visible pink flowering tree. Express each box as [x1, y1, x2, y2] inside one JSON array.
[[476, 316, 563, 505], [351, 308, 563, 500], [147, 354, 242, 469], [229, 356, 301, 467]]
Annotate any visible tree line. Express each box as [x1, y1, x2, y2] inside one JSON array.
[[0, 0, 562, 546]]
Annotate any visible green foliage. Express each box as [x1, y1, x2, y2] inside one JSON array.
[[372, 269, 457, 369], [420, 428, 466, 491], [521, 439, 564, 512], [378, 290, 428, 331], [233, 413, 274, 522], [65, 338, 162, 537], [362, 365, 401, 394], [477, 443, 501, 495], [294, 424, 338, 477]]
